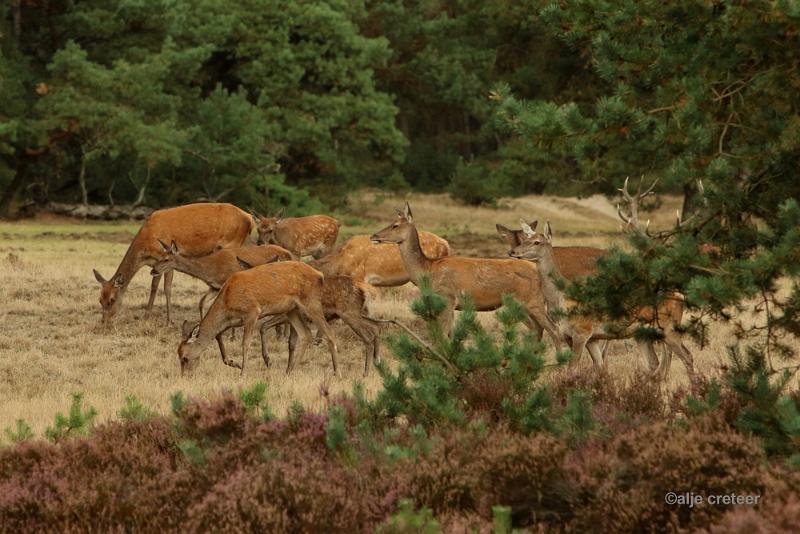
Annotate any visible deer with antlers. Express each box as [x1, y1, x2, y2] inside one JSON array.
[[252, 211, 340, 259], [93, 203, 254, 325], [309, 233, 451, 286], [150, 241, 294, 319], [178, 261, 339, 377], [510, 221, 695, 382], [370, 203, 560, 344]]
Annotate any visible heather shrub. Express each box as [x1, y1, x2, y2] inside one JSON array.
[[378, 499, 441, 534], [567, 415, 770, 532]]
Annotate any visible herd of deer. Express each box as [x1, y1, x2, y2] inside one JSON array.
[[92, 184, 697, 383]]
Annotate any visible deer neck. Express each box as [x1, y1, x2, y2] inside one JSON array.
[[113, 238, 147, 292], [397, 225, 432, 283], [535, 247, 568, 312], [173, 254, 225, 288]]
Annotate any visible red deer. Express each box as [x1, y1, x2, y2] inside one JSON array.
[[92, 203, 254, 324], [150, 241, 294, 318], [510, 221, 694, 383], [370, 203, 560, 345], [244, 264, 381, 376], [310, 233, 450, 286], [178, 262, 339, 377], [253, 212, 340, 258]]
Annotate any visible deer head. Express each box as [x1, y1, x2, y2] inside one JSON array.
[[177, 320, 202, 375], [253, 209, 284, 245], [150, 239, 181, 276], [93, 269, 125, 324], [509, 221, 553, 261], [496, 220, 538, 248], [370, 202, 414, 245]]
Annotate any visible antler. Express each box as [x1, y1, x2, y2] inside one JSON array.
[[617, 175, 658, 235]]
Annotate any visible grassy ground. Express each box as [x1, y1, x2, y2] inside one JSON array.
[[0, 191, 788, 436]]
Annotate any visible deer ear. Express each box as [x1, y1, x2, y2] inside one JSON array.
[[404, 202, 413, 222], [528, 220, 538, 231], [250, 210, 262, 224], [170, 240, 179, 254], [496, 224, 511, 236], [544, 222, 553, 241], [112, 274, 125, 288], [158, 239, 171, 252], [274, 208, 284, 220], [520, 220, 535, 238], [93, 269, 106, 283], [181, 320, 193, 338], [237, 256, 254, 270]]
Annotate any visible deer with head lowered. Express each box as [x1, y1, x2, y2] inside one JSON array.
[[309, 233, 451, 287], [510, 221, 695, 383], [370, 203, 560, 345], [178, 261, 339, 377], [92, 203, 254, 325], [239, 255, 380, 376], [151, 241, 294, 318], [252, 211, 340, 259]]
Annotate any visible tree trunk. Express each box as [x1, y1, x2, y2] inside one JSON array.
[[680, 181, 697, 218], [0, 153, 27, 218], [42, 202, 153, 220], [79, 150, 88, 206], [11, 0, 21, 41]]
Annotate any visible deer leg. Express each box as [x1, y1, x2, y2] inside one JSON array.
[[664, 332, 694, 384], [239, 314, 258, 377], [198, 288, 218, 320], [301, 301, 340, 378], [145, 273, 161, 319], [163, 269, 174, 325], [657, 345, 673, 381], [441, 298, 456, 337], [571, 333, 591, 368], [285, 310, 311, 375], [523, 300, 564, 350], [216, 331, 241, 369], [259, 320, 273, 368], [636, 339, 660, 373], [586, 340, 606, 369], [343, 314, 374, 377]]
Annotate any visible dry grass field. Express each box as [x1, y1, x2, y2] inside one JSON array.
[[0, 191, 790, 436]]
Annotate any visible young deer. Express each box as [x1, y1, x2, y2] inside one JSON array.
[[243, 260, 381, 376], [93, 203, 254, 324], [151, 241, 294, 318], [252, 212, 340, 259], [370, 203, 560, 345], [510, 222, 695, 382], [178, 261, 339, 377], [309, 233, 451, 286]]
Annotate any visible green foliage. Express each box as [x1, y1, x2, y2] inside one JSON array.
[[325, 406, 355, 462], [3, 419, 34, 444], [170, 391, 187, 415], [555, 390, 595, 446], [177, 439, 207, 466], [44, 393, 98, 443], [238, 382, 274, 421], [371, 277, 563, 433], [378, 499, 440, 534], [117, 395, 156, 422]]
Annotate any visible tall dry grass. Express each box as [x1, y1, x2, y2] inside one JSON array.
[[0, 191, 792, 436]]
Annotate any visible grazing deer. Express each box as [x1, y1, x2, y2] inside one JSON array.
[[510, 221, 695, 383], [178, 261, 339, 377], [370, 203, 560, 345], [252, 211, 340, 259], [310, 233, 451, 286], [242, 261, 381, 376], [150, 241, 294, 318], [92, 203, 254, 325]]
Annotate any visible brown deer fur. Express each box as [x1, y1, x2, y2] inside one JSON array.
[[178, 261, 339, 377], [151, 242, 294, 318], [370, 203, 559, 345], [93, 203, 254, 324], [254, 213, 340, 258], [510, 222, 695, 382], [310, 233, 451, 286], [256, 275, 381, 376]]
